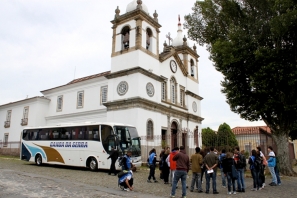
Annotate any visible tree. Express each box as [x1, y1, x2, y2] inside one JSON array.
[[202, 127, 217, 147], [184, 0, 297, 175], [217, 123, 238, 150], [289, 128, 297, 141]]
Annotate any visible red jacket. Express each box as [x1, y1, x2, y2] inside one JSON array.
[[169, 151, 178, 170]]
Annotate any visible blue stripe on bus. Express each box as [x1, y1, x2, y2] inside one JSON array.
[[24, 143, 47, 160]]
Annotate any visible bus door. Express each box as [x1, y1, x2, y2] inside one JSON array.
[[100, 125, 116, 168]]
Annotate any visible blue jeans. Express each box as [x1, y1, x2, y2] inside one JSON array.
[[171, 170, 187, 196], [268, 166, 277, 184], [274, 166, 281, 184], [226, 172, 236, 192], [148, 165, 156, 180], [205, 170, 217, 192], [190, 172, 202, 191], [220, 168, 226, 187], [236, 168, 245, 190], [251, 169, 261, 189]]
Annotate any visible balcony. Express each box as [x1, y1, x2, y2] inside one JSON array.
[[4, 121, 10, 128], [21, 118, 28, 126]]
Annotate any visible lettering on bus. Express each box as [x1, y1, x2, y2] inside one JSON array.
[[50, 142, 88, 148]]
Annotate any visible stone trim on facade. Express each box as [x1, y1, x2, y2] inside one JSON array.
[[173, 53, 188, 76], [111, 9, 162, 29], [105, 67, 166, 82], [104, 97, 204, 123], [185, 90, 203, 101]]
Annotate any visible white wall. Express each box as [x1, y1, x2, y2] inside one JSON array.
[[44, 79, 107, 118], [0, 98, 50, 143], [111, 50, 160, 73]]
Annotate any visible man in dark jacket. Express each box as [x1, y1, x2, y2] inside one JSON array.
[[170, 146, 189, 198], [203, 146, 219, 194], [107, 147, 119, 175], [233, 146, 246, 192]]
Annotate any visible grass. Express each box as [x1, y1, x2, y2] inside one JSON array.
[[0, 155, 19, 159]]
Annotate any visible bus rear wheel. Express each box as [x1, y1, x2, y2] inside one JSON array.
[[35, 154, 42, 166], [88, 157, 98, 171]]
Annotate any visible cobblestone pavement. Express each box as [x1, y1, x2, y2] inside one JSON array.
[[0, 157, 297, 198]]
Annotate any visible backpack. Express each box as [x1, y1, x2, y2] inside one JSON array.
[[118, 156, 125, 167], [252, 156, 262, 170], [219, 154, 226, 167], [239, 154, 246, 169], [117, 170, 129, 178]]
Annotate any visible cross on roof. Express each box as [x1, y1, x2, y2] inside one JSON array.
[[166, 32, 173, 46]]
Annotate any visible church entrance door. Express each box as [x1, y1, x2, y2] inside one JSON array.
[[171, 122, 178, 148]]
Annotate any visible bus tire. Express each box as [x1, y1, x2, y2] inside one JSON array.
[[35, 154, 42, 166], [88, 157, 98, 171]]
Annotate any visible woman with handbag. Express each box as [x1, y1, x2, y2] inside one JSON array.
[[222, 152, 237, 195]]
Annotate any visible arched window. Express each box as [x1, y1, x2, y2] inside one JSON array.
[[121, 26, 130, 49], [190, 59, 195, 77], [147, 120, 154, 139], [170, 77, 177, 104], [146, 28, 153, 50]]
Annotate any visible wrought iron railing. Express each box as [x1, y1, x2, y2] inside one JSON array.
[[20, 118, 28, 126]]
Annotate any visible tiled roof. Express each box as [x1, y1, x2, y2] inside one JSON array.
[[41, 71, 110, 93], [0, 96, 50, 108], [232, 126, 271, 135], [67, 71, 110, 85]]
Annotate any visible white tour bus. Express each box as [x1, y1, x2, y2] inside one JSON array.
[[20, 122, 142, 171]]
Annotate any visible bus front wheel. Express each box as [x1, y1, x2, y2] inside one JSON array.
[[35, 154, 42, 166], [88, 157, 98, 171]]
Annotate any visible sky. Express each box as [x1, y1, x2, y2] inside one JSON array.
[[0, 0, 265, 130]]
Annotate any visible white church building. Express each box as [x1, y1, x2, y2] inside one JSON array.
[[0, 0, 203, 159]]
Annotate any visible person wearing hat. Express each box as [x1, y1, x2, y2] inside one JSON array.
[[267, 146, 277, 186]]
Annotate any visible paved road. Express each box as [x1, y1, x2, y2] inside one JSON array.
[[0, 157, 297, 198]]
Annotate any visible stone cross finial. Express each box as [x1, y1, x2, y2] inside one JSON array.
[[153, 10, 158, 22], [137, 0, 142, 9], [193, 43, 197, 53], [115, 6, 120, 19], [183, 35, 187, 46]]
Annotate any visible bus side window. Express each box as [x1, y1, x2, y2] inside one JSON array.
[[22, 130, 28, 140], [52, 129, 59, 140], [60, 128, 68, 140], [65, 127, 71, 139], [39, 129, 48, 140], [72, 127, 79, 140], [28, 131, 34, 140]]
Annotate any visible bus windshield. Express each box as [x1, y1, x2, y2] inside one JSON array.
[[114, 126, 140, 156]]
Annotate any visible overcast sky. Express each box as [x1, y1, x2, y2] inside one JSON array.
[[0, 0, 265, 130]]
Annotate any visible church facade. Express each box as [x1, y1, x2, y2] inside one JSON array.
[[0, 0, 203, 159]]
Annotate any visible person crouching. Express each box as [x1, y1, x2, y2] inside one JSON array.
[[119, 166, 136, 191]]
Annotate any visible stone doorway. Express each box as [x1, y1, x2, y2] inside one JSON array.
[[171, 121, 178, 148]]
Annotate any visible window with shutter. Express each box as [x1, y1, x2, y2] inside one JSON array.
[[180, 89, 184, 107], [4, 133, 9, 147], [147, 120, 154, 140], [57, 95, 63, 111], [101, 86, 108, 104], [77, 91, 84, 108], [161, 82, 166, 101], [170, 78, 176, 104]]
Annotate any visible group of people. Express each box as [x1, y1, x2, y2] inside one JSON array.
[[147, 145, 282, 198], [108, 144, 282, 196], [248, 146, 281, 191]]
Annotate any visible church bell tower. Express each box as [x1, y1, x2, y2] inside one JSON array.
[[110, 0, 161, 73]]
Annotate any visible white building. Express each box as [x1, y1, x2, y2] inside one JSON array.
[[0, 0, 203, 159]]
